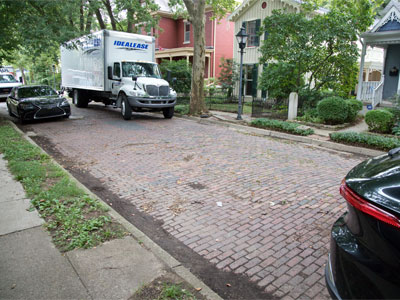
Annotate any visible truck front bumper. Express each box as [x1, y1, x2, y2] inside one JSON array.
[[127, 96, 176, 109]]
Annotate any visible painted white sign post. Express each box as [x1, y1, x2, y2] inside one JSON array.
[[288, 92, 298, 120]]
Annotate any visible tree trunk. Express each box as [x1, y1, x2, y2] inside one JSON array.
[[127, 7, 133, 33], [102, 0, 117, 30], [89, 0, 105, 29], [80, 1, 85, 33], [189, 2, 207, 115], [18, 65, 26, 84]]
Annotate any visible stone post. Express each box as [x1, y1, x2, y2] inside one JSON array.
[[288, 92, 298, 120]]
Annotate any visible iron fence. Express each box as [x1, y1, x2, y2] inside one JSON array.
[[251, 98, 289, 119]]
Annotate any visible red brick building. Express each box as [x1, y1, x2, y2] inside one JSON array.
[[151, 0, 235, 79]]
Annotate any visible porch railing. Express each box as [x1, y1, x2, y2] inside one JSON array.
[[372, 75, 384, 108], [360, 81, 380, 101]]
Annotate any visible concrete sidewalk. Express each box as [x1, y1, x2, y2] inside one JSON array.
[[0, 153, 219, 300]]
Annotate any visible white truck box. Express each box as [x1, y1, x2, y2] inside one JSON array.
[[61, 30, 176, 120]]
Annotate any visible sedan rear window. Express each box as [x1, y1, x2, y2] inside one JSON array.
[[18, 86, 57, 98]]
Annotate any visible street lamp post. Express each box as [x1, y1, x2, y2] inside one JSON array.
[[235, 26, 248, 120]]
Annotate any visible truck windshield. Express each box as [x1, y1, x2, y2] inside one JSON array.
[[0, 74, 18, 83], [122, 62, 161, 79]]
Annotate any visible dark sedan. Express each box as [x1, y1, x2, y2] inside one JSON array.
[[326, 148, 400, 299], [6, 85, 70, 122]]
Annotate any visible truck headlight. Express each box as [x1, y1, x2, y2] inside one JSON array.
[[169, 88, 177, 97]]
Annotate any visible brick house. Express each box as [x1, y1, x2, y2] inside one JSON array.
[[150, 0, 235, 79]]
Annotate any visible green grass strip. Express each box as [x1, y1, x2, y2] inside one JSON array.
[[0, 123, 126, 252], [251, 118, 315, 136], [330, 131, 400, 152]]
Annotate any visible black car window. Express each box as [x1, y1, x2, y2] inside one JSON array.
[[18, 86, 57, 98]]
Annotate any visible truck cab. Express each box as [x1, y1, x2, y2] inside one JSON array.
[[108, 61, 176, 120], [0, 72, 22, 100]]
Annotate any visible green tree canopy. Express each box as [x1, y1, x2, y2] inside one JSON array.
[[258, 9, 360, 99]]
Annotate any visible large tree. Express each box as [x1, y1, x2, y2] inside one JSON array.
[[169, 0, 236, 115], [258, 0, 383, 100], [0, 0, 160, 74]]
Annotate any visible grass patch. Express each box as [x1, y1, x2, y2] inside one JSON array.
[[158, 284, 196, 300], [251, 118, 315, 136], [131, 273, 203, 300], [330, 131, 400, 151], [0, 123, 126, 252]]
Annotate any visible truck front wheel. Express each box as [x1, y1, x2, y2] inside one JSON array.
[[73, 89, 89, 108], [163, 107, 174, 119], [120, 94, 132, 120]]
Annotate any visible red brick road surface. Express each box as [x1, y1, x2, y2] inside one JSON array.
[[22, 105, 363, 299]]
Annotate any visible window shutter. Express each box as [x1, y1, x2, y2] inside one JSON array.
[[252, 64, 258, 98], [255, 19, 261, 46], [261, 63, 268, 99]]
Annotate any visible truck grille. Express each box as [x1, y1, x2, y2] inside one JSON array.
[[0, 88, 12, 94], [146, 85, 169, 97]]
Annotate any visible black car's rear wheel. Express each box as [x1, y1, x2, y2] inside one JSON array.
[[73, 89, 89, 108]]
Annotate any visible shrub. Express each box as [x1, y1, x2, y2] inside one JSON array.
[[174, 104, 189, 115], [298, 89, 335, 110], [297, 108, 323, 123], [317, 96, 348, 125], [346, 99, 363, 122], [251, 118, 314, 136], [330, 131, 400, 151], [159, 60, 192, 94], [365, 110, 395, 134]]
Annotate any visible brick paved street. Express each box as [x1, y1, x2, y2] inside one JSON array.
[[15, 104, 364, 299]]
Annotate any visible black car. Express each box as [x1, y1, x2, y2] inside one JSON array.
[[6, 85, 70, 121], [326, 148, 400, 299]]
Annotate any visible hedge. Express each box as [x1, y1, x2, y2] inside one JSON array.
[[330, 131, 400, 151], [251, 118, 314, 136], [317, 96, 348, 125], [365, 109, 395, 134], [346, 99, 363, 123]]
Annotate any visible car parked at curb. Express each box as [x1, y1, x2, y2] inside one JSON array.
[[6, 85, 70, 122], [326, 148, 400, 299]]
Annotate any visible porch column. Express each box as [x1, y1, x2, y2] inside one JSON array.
[[357, 41, 367, 100]]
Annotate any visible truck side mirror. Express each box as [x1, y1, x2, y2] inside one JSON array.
[[107, 66, 113, 80], [167, 70, 171, 83], [172, 77, 177, 85]]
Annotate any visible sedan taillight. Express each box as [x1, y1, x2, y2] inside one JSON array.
[[340, 179, 400, 229]]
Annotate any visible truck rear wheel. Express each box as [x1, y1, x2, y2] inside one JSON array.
[[73, 89, 89, 108], [120, 94, 132, 120], [163, 107, 174, 119]]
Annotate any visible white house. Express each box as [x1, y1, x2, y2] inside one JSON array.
[[357, 0, 400, 107], [229, 0, 301, 99]]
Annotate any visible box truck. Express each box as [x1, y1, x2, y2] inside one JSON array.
[[61, 30, 176, 120]]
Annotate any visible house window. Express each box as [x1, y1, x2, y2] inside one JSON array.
[[184, 22, 190, 43], [242, 19, 261, 47]]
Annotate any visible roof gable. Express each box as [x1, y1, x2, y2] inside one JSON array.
[[371, 1, 400, 33], [229, 0, 301, 21]]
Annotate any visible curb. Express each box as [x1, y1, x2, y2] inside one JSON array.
[[180, 115, 385, 158], [6, 120, 223, 300]]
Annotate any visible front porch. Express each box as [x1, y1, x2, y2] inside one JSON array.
[[357, 1, 400, 108]]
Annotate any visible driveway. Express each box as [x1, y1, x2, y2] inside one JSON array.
[[1, 102, 364, 299]]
